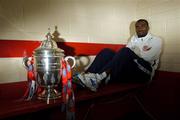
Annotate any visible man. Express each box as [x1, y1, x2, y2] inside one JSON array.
[[75, 19, 162, 92]]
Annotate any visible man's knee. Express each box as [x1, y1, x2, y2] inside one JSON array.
[[99, 48, 115, 56], [117, 47, 132, 55]]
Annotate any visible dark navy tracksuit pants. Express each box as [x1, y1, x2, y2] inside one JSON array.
[[86, 47, 152, 83]]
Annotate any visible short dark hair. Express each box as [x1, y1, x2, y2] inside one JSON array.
[[136, 19, 149, 27]]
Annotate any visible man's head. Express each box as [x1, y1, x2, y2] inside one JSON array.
[[135, 19, 149, 38]]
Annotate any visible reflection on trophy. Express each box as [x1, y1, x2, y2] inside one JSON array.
[[33, 30, 76, 101]]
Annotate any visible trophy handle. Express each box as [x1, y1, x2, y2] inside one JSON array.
[[22, 57, 29, 69], [64, 56, 76, 68]]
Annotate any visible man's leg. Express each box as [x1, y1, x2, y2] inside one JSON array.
[[109, 47, 152, 83], [86, 48, 115, 73], [76, 47, 152, 91]]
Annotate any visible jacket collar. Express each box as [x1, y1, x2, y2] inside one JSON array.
[[135, 33, 151, 40]]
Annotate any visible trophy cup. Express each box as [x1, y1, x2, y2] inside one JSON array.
[[33, 31, 76, 100]]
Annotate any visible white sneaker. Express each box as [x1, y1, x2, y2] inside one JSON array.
[[77, 72, 106, 92]]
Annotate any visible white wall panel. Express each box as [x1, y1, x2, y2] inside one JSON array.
[[0, 58, 26, 83], [0, 0, 137, 43]]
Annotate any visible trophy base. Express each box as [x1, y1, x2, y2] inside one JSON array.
[[38, 85, 61, 100]]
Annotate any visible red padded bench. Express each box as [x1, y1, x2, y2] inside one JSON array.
[[0, 81, 146, 120]]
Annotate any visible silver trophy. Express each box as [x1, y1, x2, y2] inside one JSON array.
[[33, 31, 76, 100]]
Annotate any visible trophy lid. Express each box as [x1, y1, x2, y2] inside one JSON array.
[[34, 29, 64, 57]]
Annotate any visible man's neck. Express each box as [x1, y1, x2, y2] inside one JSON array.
[[136, 33, 150, 39]]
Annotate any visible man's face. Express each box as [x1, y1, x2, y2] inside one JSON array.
[[135, 21, 149, 38]]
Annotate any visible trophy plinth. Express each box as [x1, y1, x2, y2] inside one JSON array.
[[37, 85, 61, 100]]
